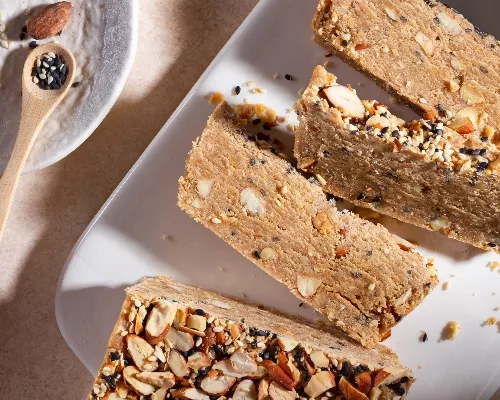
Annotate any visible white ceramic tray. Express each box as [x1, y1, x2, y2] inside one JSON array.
[[57, 1, 500, 398], [0, 0, 137, 173]]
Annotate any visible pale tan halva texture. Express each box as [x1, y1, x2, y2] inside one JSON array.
[[312, 0, 500, 132], [178, 102, 437, 348], [87, 276, 414, 400], [294, 66, 500, 252]]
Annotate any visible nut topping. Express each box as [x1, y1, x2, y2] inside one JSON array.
[[258, 377, 271, 400], [136, 371, 176, 388], [154, 387, 168, 400], [312, 212, 335, 235], [368, 387, 382, 400], [268, 381, 296, 400], [277, 352, 300, 384], [200, 374, 237, 395], [166, 328, 194, 352], [309, 350, 330, 368], [172, 387, 210, 400], [323, 85, 365, 119], [230, 351, 258, 374], [384, 7, 397, 21], [233, 379, 258, 400], [460, 83, 485, 105], [276, 337, 298, 352], [123, 366, 156, 395], [126, 334, 158, 371], [145, 300, 177, 344], [338, 377, 368, 400], [304, 371, 335, 398], [167, 349, 190, 377], [187, 352, 212, 370], [187, 314, 207, 332], [267, 363, 295, 390], [296, 275, 322, 297], [355, 372, 372, 394]]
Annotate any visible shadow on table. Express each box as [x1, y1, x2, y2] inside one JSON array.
[[0, 0, 258, 398]]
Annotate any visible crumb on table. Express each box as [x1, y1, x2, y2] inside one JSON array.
[[442, 321, 460, 341], [208, 91, 225, 104], [442, 282, 450, 291], [483, 316, 497, 326], [489, 261, 500, 271]]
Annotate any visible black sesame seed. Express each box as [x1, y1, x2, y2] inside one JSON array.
[[103, 375, 116, 390], [260, 188, 267, 196], [459, 147, 467, 154], [380, 126, 389, 134], [481, 136, 489, 142], [308, 176, 320, 186], [437, 104, 444, 112], [230, 231, 237, 236], [372, 195, 382, 202], [71, 81, 80, 88], [353, 272, 360, 279], [22, 26, 27, 32], [367, 250, 373, 256], [247, 178, 253, 183], [400, 15, 408, 22], [396, 315, 403, 323], [341, 39, 348, 46], [234, 85, 241, 95], [391, 386, 406, 396], [29, 41, 38, 48], [109, 351, 120, 361], [323, 150, 332, 157], [249, 158, 256, 166], [194, 308, 206, 316], [253, 250, 261, 259], [433, 16, 440, 24], [356, 193, 365, 200], [299, 302, 304, 307], [391, 130, 399, 137], [340, 361, 349, 376], [366, 125, 374, 132], [261, 351, 270, 360], [252, 118, 261, 125], [20, 33, 25, 40], [285, 74, 293, 81], [488, 242, 497, 248], [422, 332, 428, 342], [479, 149, 487, 156], [471, 149, 481, 156], [263, 122, 271, 131], [380, 112, 388, 117], [479, 161, 489, 168], [480, 66, 488, 74]]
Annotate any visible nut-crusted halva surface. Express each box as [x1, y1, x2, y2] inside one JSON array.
[[294, 66, 500, 252], [178, 102, 437, 348], [87, 276, 414, 400], [313, 0, 500, 134]]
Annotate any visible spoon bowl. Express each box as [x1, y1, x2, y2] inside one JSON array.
[[0, 43, 76, 240]]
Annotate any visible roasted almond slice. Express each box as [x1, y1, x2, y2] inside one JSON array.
[[213, 359, 267, 379], [448, 116, 475, 134], [166, 328, 194, 352], [145, 300, 177, 344], [123, 366, 156, 395], [324, 85, 365, 119], [309, 350, 330, 368], [200, 374, 237, 395], [258, 377, 271, 400], [240, 188, 266, 215], [187, 352, 212, 370], [355, 372, 372, 394], [116, 381, 130, 399], [338, 377, 368, 400], [276, 352, 300, 384], [233, 379, 258, 400], [27, 1, 72, 39], [173, 307, 189, 328], [216, 331, 226, 345], [178, 325, 206, 337], [304, 370, 335, 398], [368, 387, 382, 400], [372, 367, 407, 387], [153, 387, 168, 400], [135, 305, 147, 335], [231, 351, 258, 374], [202, 327, 217, 353], [460, 83, 485, 105], [296, 275, 322, 298], [267, 363, 295, 390], [276, 337, 298, 352], [229, 323, 243, 340], [136, 371, 175, 388], [415, 31, 434, 56], [167, 349, 189, 377], [268, 381, 296, 400], [126, 334, 158, 371], [187, 314, 207, 332], [173, 387, 210, 400]]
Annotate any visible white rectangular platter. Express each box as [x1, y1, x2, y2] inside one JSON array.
[[56, 1, 500, 399]]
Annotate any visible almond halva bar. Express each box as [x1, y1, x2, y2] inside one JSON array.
[[313, 0, 500, 134], [87, 276, 414, 400], [178, 102, 437, 348], [294, 66, 500, 252]]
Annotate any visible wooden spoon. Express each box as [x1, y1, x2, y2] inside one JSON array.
[[0, 43, 75, 240]]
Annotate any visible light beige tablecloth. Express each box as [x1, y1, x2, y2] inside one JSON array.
[[0, 1, 256, 397], [1, 1, 499, 399]]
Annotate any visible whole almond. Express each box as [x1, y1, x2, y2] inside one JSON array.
[[27, 2, 73, 40]]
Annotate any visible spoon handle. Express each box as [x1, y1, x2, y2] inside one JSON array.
[[0, 96, 54, 240]]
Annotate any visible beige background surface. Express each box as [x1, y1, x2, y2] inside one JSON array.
[[0, 1, 257, 398], [1, 1, 499, 399]]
